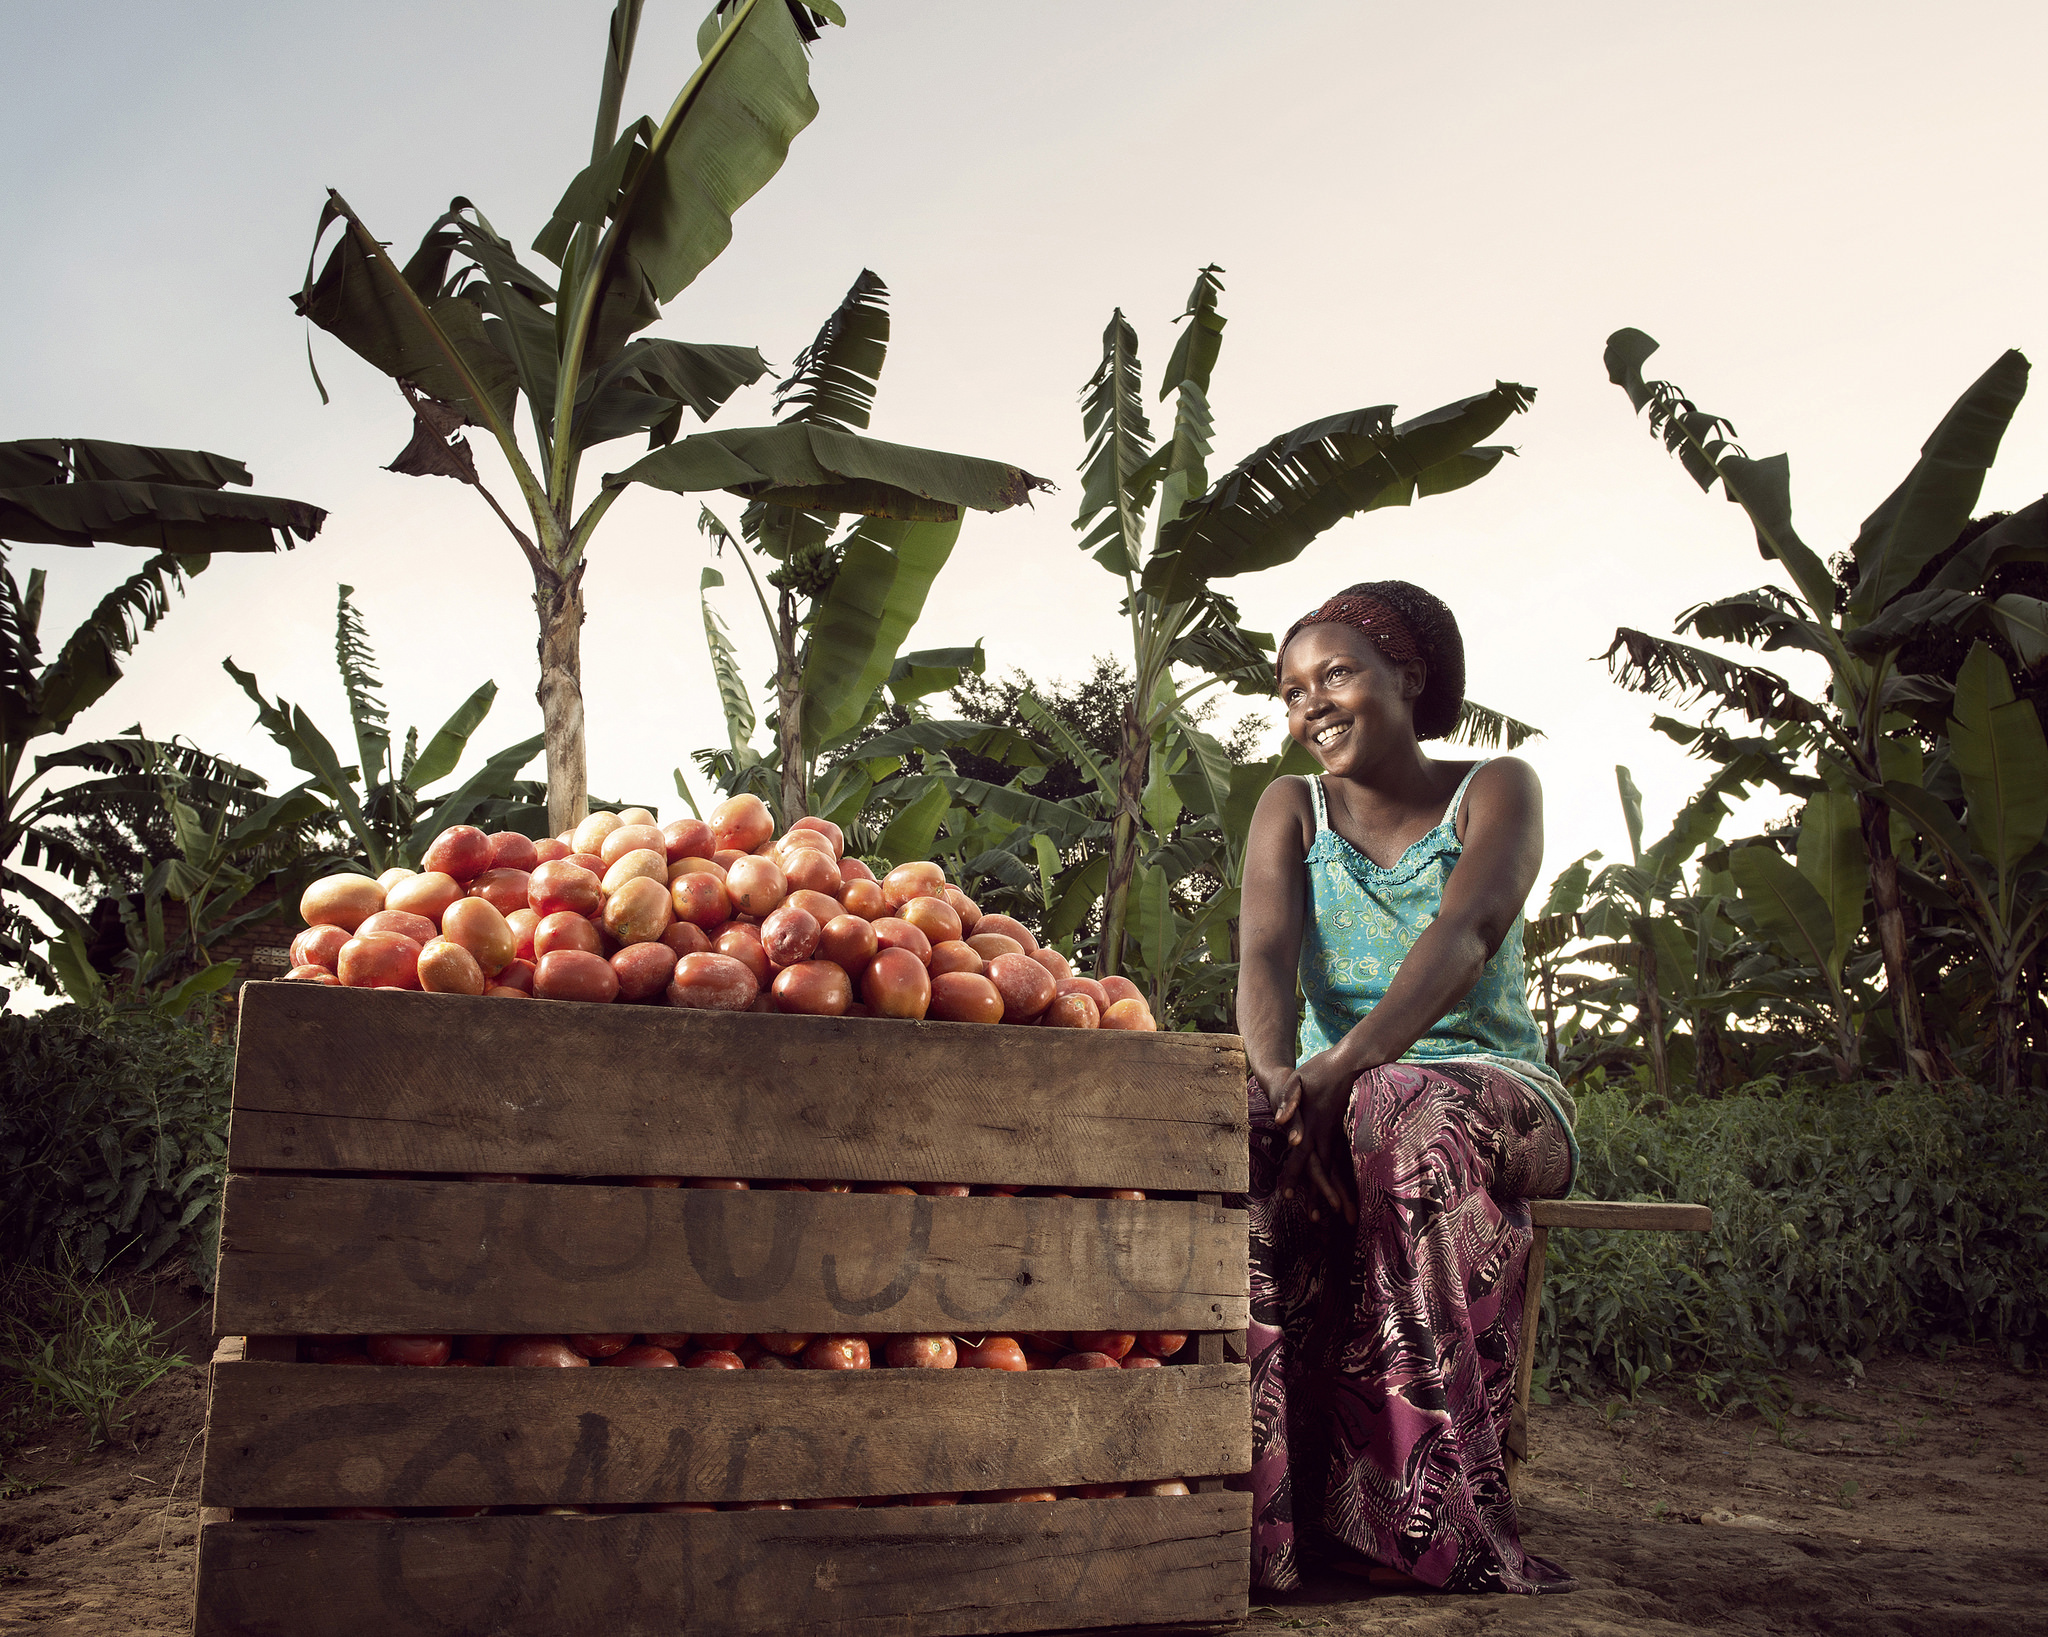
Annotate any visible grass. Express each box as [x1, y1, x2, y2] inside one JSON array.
[[1, 1263, 190, 1452]]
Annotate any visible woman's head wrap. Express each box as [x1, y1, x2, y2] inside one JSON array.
[[1277, 590, 1423, 676]]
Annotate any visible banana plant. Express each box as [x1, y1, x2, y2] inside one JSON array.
[[295, 2, 1044, 835], [1604, 329, 2048, 1075], [1883, 641, 2048, 1094], [2, 437, 323, 993], [1071, 264, 1537, 975], [225, 586, 545, 874]]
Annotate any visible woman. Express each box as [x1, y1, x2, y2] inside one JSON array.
[[1236, 580, 1578, 1595]]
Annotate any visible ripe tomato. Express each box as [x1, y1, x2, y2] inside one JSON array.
[[883, 1335, 957, 1368], [294, 880, 383, 938], [772, 960, 852, 1017], [288, 923, 350, 970], [929, 971, 1003, 1024], [505, 907, 540, 961], [780, 847, 842, 898], [600, 824, 667, 868], [365, 1334, 452, 1366], [670, 871, 730, 927], [670, 855, 728, 884], [487, 832, 539, 872], [572, 811, 623, 855], [711, 928, 770, 984], [1069, 1331, 1135, 1359], [467, 868, 532, 917], [1119, 1354, 1164, 1369], [986, 953, 1056, 1023], [713, 848, 749, 870], [684, 1350, 745, 1369], [601, 849, 669, 896], [491, 1337, 590, 1367], [1056, 1351, 1120, 1370], [662, 818, 714, 862], [980, 1487, 1057, 1503], [955, 1337, 1026, 1371], [710, 794, 774, 854], [871, 918, 931, 965], [604, 1345, 679, 1367], [422, 825, 492, 882], [837, 857, 876, 884], [567, 1334, 631, 1358], [442, 897, 517, 974], [966, 932, 1025, 963], [753, 1333, 812, 1356], [1138, 1331, 1188, 1359], [1055, 975, 1109, 1012], [612, 941, 679, 1003], [861, 946, 930, 1019], [724, 856, 787, 918], [943, 887, 981, 933], [1041, 994, 1099, 1029], [1130, 1480, 1190, 1496], [603, 876, 674, 946], [533, 911, 602, 960], [802, 1335, 870, 1370], [565, 850, 606, 877], [760, 904, 821, 966], [337, 932, 422, 989], [899, 895, 962, 945], [532, 949, 619, 1004], [617, 807, 658, 828], [838, 878, 887, 920], [1029, 947, 1073, 983], [667, 951, 760, 1011], [973, 914, 1038, 952], [417, 937, 486, 996], [927, 940, 982, 978], [383, 871, 461, 924], [533, 838, 571, 865], [485, 985, 530, 998], [881, 862, 946, 912], [1099, 975, 1144, 1008], [1100, 999, 1157, 1031], [660, 921, 711, 958], [916, 1183, 971, 1196], [284, 964, 342, 985], [817, 914, 878, 974], [529, 860, 602, 919], [788, 815, 843, 856]]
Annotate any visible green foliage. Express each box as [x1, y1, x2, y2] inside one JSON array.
[[1, 1267, 189, 1450], [1538, 1080, 2048, 1407], [0, 1005, 232, 1288]]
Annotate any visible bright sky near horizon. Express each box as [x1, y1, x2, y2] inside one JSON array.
[[6, 0, 2048, 989]]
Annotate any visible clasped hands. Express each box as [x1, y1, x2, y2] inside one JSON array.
[[1259, 1050, 1359, 1226]]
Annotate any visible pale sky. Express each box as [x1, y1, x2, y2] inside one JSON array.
[[7, 0, 2047, 992]]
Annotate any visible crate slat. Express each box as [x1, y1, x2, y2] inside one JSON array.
[[214, 1177, 1247, 1337], [227, 984, 1249, 1192], [193, 1496, 1251, 1637], [199, 1360, 1249, 1509], [1529, 1200, 1712, 1232]]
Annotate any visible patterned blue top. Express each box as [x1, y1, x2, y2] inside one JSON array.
[[1297, 765, 1577, 1169]]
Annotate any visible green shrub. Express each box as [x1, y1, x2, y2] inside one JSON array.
[[1539, 1078, 2048, 1406], [0, 1004, 233, 1287]]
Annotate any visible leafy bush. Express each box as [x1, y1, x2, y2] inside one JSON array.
[[0, 1004, 233, 1287], [1538, 1079, 2048, 1406]]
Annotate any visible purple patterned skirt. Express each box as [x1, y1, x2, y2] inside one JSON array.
[[1246, 1059, 1575, 1594]]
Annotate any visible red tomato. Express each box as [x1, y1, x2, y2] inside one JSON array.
[[772, 960, 852, 1017], [602, 849, 669, 896], [660, 921, 711, 958], [802, 1335, 870, 1370], [366, 1334, 451, 1366], [1138, 1331, 1189, 1359], [944, 887, 982, 932], [567, 1334, 631, 1359], [600, 824, 667, 869], [418, 937, 486, 996], [671, 855, 728, 884], [604, 1345, 679, 1368], [899, 895, 963, 946], [1100, 975, 1145, 1008], [284, 964, 342, 985], [532, 837, 571, 865], [423, 825, 492, 882], [788, 815, 843, 856], [1041, 994, 1099, 1029], [881, 862, 946, 913], [986, 953, 1056, 1023], [385, 871, 462, 924], [817, 914, 878, 974], [712, 848, 749, 871], [505, 907, 540, 962], [724, 856, 787, 918], [1057, 1351, 1120, 1370], [532, 949, 619, 1004], [760, 904, 821, 967], [1131, 1480, 1190, 1496], [839, 878, 887, 920], [491, 1337, 589, 1367], [929, 971, 1003, 1024], [529, 860, 602, 919], [780, 847, 843, 898], [1120, 1354, 1164, 1370], [289, 924, 351, 969], [684, 1350, 745, 1370], [441, 897, 516, 974], [956, 1336, 1027, 1371], [753, 1333, 813, 1356], [487, 832, 539, 873], [980, 1487, 1057, 1503], [299, 868, 387, 934], [572, 811, 623, 856], [871, 918, 931, 966], [467, 867, 532, 918], [565, 850, 607, 877], [662, 818, 713, 862], [533, 910, 602, 960], [710, 794, 774, 854], [1070, 1331, 1135, 1359], [1055, 975, 1110, 1012], [484, 985, 529, 998], [883, 1335, 957, 1368], [916, 1183, 971, 1196], [927, 940, 982, 978], [1029, 947, 1073, 983], [861, 947, 931, 1019], [973, 914, 1039, 953], [667, 951, 760, 1011], [966, 933, 1024, 964], [712, 928, 770, 985], [783, 889, 845, 929], [670, 871, 730, 927], [1100, 999, 1157, 1031], [337, 932, 422, 990], [838, 856, 876, 884], [603, 876, 674, 946], [613, 941, 679, 1003]]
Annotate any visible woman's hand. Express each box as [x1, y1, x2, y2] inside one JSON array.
[[1273, 1050, 1357, 1224]]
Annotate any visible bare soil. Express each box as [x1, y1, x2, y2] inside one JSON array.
[[0, 1340, 2040, 1635]]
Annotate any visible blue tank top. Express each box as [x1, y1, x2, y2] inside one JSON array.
[[1297, 765, 1577, 1165]]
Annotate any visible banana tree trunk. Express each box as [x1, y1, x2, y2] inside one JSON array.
[[1095, 701, 1149, 979], [535, 564, 588, 837], [1692, 1009, 1724, 1097], [1856, 789, 1926, 1076], [777, 588, 806, 823], [1632, 918, 1670, 1101]]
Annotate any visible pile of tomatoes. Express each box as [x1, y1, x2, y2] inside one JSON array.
[[285, 794, 1156, 1029]]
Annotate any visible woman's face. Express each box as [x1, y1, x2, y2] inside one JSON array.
[[1278, 622, 1424, 776]]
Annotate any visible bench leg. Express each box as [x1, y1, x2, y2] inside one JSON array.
[[1505, 1224, 1548, 1494]]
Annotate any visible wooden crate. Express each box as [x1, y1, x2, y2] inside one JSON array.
[[195, 983, 1253, 1637]]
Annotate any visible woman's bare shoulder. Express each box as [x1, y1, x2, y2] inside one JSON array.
[[1250, 772, 1318, 855]]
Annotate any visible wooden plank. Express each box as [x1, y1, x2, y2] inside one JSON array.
[[1504, 1223, 1546, 1493], [214, 1178, 1246, 1336], [199, 1360, 1251, 1509], [227, 983, 1249, 1192], [194, 1496, 1250, 1637], [1530, 1200, 1711, 1232]]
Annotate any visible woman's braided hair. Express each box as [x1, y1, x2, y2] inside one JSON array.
[[1278, 579, 1466, 741]]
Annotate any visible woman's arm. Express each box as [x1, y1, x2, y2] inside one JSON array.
[[1234, 776, 1312, 1097], [1275, 758, 1545, 1207]]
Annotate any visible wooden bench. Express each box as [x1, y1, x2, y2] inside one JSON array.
[[1504, 1198, 1714, 1489]]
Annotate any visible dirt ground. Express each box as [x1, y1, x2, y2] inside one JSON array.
[[0, 1334, 2041, 1636]]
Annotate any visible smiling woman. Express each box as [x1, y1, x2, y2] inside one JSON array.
[[1235, 580, 1579, 1596]]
